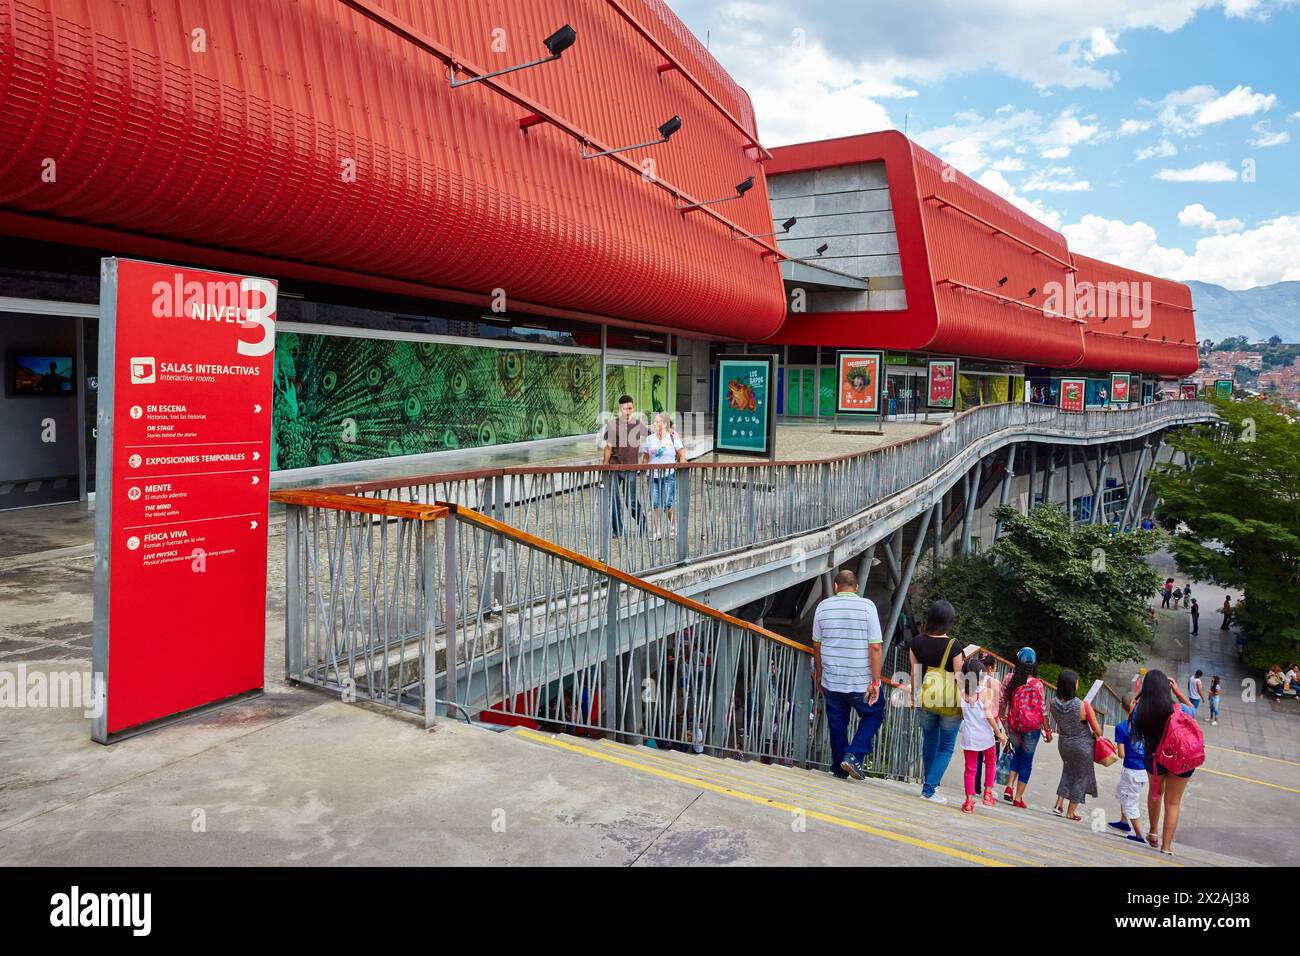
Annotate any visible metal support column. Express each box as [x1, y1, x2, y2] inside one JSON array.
[[441, 516, 459, 711], [855, 543, 877, 597], [961, 458, 985, 556], [603, 579, 622, 732], [884, 506, 935, 657], [1120, 442, 1150, 531], [1026, 442, 1036, 512], [284, 505, 302, 680], [422, 523, 440, 729], [1092, 446, 1111, 525], [1065, 446, 1074, 526]]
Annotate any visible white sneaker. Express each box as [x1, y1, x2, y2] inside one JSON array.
[[920, 793, 948, 805], [1212, 720, 1218, 725]]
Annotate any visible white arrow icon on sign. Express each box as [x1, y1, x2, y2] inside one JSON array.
[[254, 403, 262, 414], [252, 451, 260, 461], [251, 475, 260, 485], [250, 520, 258, 530]]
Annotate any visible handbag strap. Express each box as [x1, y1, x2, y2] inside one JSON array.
[[937, 638, 956, 671]]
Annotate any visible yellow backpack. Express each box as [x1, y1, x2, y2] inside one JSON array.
[[920, 638, 961, 716]]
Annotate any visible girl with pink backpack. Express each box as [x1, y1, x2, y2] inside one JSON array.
[[1133, 668, 1206, 855]]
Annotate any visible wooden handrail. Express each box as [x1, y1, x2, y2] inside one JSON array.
[[270, 489, 448, 521], [445, 502, 812, 655]]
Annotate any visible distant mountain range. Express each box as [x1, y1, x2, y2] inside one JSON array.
[[1187, 280, 1300, 345]]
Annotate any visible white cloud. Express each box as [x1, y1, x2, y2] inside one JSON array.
[[915, 107, 1101, 175], [1064, 212, 1300, 289], [1119, 119, 1152, 135], [1022, 167, 1092, 191], [1151, 84, 1278, 135], [1085, 27, 1123, 60], [1135, 139, 1178, 160], [975, 170, 1064, 230], [990, 156, 1025, 172], [1248, 121, 1290, 147], [1033, 109, 1101, 158], [1155, 161, 1238, 182], [1177, 203, 1245, 234]]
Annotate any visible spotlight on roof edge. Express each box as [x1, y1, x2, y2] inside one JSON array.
[[814, 243, 829, 256], [733, 216, 797, 240], [677, 175, 755, 211], [582, 115, 681, 159], [997, 276, 1009, 287], [450, 24, 576, 88]]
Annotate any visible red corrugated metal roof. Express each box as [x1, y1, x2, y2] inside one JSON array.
[[764, 130, 1198, 374], [0, 0, 785, 339], [1068, 253, 1198, 375]]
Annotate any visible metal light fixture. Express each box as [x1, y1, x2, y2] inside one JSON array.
[[733, 216, 797, 240], [813, 242, 829, 256], [997, 276, 1009, 287], [450, 24, 576, 88], [582, 115, 681, 159], [677, 176, 754, 211]]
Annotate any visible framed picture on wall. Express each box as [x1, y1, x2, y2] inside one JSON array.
[[1180, 383, 1198, 400], [1214, 378, 1233, 398], [835, 350, 883, 415], [1059, 378, 1086, 413], [714, 355, 776, 457], [926, 358, 957, 409], [8, 351, 75, 396], [1109, 372, 1132, 404]]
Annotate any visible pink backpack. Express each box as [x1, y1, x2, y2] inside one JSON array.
[[1007, 678, 1045, 734], [1151, 708, 1205, 796]]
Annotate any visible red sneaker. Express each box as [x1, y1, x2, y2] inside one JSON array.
[[1012, 798, 1028, 809], [962, 797, 975, 814], [1002, 786, 1014, 804]]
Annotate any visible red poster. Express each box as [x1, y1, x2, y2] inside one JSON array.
[[927, 359, 956, 409], [1110, 373, 1131, 403], [836, 351, 882, 413], [1180, 384, 1198, 400], [92, 259, 276, 741], [1059, 378, 1086, 413]]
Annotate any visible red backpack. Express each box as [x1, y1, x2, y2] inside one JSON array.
[[1151, 708, 1205, 796], [1007, 677, 1045, 734]]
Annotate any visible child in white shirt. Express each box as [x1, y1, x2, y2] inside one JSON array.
[[960, 657, 1007, 814]]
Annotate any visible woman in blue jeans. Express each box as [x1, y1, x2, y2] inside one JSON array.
[[908, 601, 965, 804], [999, 647, 1053, 808]]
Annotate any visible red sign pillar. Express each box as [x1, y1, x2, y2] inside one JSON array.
[[91, 259, 276, 742]]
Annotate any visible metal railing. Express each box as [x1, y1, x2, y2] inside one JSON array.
[[312, 401, 1214, 579], [274, 488, 952, 780]]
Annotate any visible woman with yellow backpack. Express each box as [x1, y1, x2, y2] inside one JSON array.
[[909, 600, 966, 804]]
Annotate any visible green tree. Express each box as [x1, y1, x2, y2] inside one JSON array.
[[1151, 396, 1300, 669], [915, 505, 1162, 676]]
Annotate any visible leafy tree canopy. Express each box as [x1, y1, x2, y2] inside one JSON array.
[[1151, 396, 1300, 669], [916, 504, 1162, 678]]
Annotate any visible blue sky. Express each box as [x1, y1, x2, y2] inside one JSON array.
[[671, 0, 1300, 289]]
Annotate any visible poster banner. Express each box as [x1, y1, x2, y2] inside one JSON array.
[[1214, 378, 1233, 398], [715, 356, 775, 456], [835, 350, 883, 414], [1181, 383, 1198, 400], [1059, 378, 1086, 413], [92, 259, 276, 742], [1109, 372, 1132, 404], [927, 358, 957, 409]]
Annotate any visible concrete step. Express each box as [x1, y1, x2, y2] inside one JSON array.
[[507, 728, 1252, 867]]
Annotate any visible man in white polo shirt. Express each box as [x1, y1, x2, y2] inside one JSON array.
[[812, 569, 885, 781]]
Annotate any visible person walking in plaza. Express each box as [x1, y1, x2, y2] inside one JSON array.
[[601, 395, 647, 539], [1182, 582, 1192, 610], [1208, 675, 1221, 726], [1190, 598, 1199, 636], [1000, 647, 1052, 808], [641, 412, 685, 541], [1134, 669, 1204, 855], [1050, 669, 1101, 820], [1161, 578, 1174, 608], [959, 657, 1006, 814], [811, 570, 885, 781], [969, 651, 1000, 797], [1220, 595, 1232, 630], [1187, 670, 1203, 717], [909, 600, 965, 804], [1107, 694, 1151, 844]]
